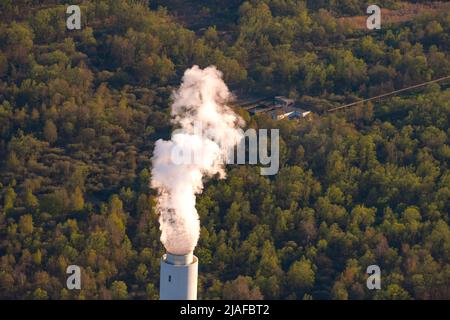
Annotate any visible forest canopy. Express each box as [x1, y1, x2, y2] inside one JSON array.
[[0, 0, 449, 299]]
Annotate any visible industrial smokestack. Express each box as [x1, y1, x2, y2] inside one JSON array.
[[152, 66, 243, 300], [160, 252, 198, 300]]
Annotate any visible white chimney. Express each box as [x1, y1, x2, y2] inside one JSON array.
[[160, 252, 198, 300]]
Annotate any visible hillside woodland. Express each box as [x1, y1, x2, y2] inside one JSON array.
[[0, 0, 449, 299]]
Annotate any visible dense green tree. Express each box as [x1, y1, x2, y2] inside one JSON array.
[[111, 281, 128, 300], [287, 257, 315, 297], [222, 276, 263, 300], [43, 120, 58, 144], [0, 0, 448, 301]]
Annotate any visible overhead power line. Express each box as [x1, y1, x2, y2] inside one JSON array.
[[327, 75, 450, 113]]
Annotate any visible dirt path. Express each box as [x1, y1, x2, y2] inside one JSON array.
[[339, 2, 450, 29]]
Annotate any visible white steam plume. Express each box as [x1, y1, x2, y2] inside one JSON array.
[[151, 66, 244, 255]]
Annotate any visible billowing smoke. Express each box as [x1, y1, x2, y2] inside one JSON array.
[[151, 66, 244, 255]]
